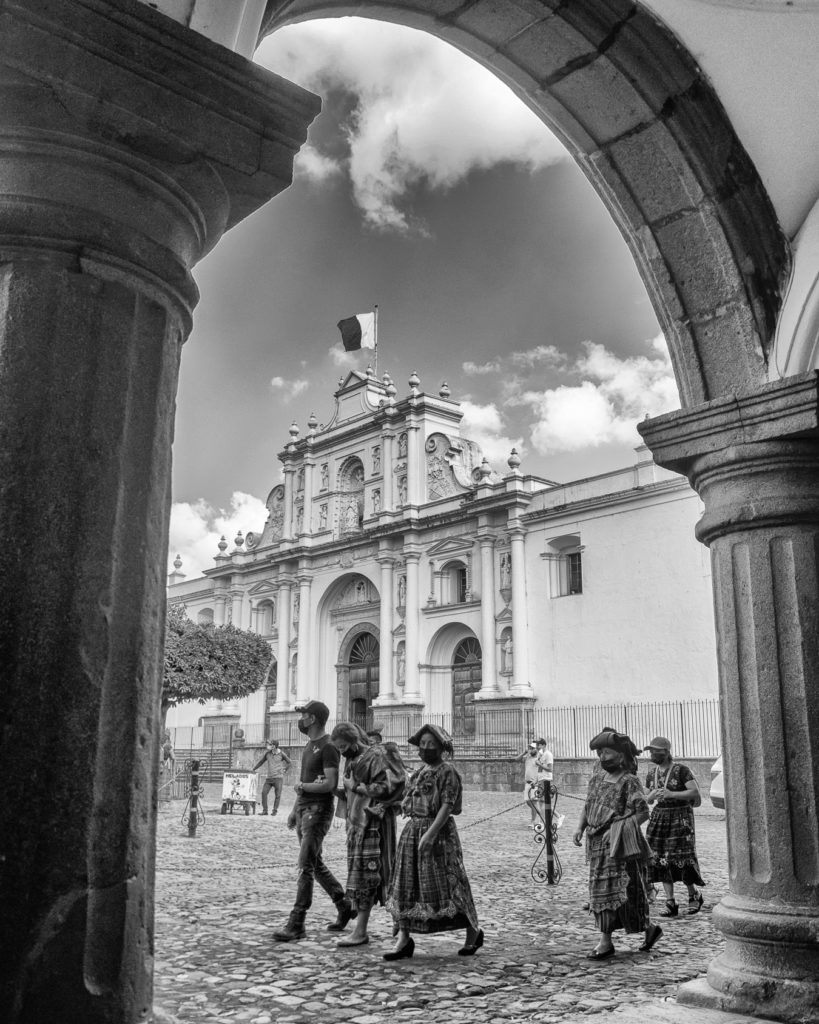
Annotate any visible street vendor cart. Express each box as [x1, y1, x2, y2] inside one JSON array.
[[220, 771, 257, 815]]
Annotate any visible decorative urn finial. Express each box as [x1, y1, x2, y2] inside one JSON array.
[[508, 448, 521, 471], [439, 381, 451, 398]]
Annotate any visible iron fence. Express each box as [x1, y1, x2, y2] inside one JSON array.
[[165, 698, 720, 771]]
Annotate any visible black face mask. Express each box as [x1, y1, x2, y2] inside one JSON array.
[[600, 757, 622, 773], [418, 748, 440, 764], [650, 752, 666, 764], [297, 718, 311, 735]]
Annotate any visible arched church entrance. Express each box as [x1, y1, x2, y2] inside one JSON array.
[[347, 631, 380, 730], [452, 637, 482, 738]]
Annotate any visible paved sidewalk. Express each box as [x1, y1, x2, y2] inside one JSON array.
[[154, 790, 736, 1024]]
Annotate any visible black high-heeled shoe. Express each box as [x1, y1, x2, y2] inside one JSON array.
[[458, 928, 484, 956], [383, 936, 414, 961]]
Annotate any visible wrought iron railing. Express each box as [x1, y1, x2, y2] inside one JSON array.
[[165, 698, 720, 764]]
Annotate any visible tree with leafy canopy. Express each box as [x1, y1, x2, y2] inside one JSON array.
[[162, 603, 273, 716]]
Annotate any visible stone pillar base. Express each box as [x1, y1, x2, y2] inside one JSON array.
[[371, 704, 426, 744], [677, 975, 810, 1024], [472, 696, 536, 748]]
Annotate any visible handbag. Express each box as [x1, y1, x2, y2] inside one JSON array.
[[608, 813, 651, 862]]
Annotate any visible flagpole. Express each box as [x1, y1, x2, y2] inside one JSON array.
[[374, 304, 378, 376]]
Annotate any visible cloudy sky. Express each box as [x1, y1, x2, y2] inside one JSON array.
[[169, 18, 678, 579]]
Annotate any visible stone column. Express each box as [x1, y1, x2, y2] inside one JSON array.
[[302, 460, 315, 536], [282, 463, 296, 540], [295, 571, 313, 703], [639, 372, 819, 1024], [381, 432, 395, 512], [402, 541, 423, 704], [476, 532, 499, 696], [0, 4, 318, 1022], [406, 425, 421, 506], [374, 551, 396, 703], [274, 578, 293, 711], [509, 524, 532, 697], [214, 592, 229, 626]]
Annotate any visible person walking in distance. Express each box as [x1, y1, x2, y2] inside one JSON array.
[[273, 700, 356, 942], [252, 738, 291, 816], [643, 736, 706, 918], [518, 742, 540, 827]]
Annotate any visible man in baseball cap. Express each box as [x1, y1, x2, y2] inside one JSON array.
[[273, 699, 355, 942], [644, 736, 671, 752]]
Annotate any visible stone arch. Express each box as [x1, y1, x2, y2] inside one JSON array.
[[259, 0, 789, 404]]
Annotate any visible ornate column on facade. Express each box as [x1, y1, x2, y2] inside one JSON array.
[[273, 578, 293, 710], [381, 431, 395, 513], [214, 592, 229, 627], [374, 550, 396, 703], [406, 422, 421, 507], [0, 7, 318, 1022], [402, 539, 423, 704], [295, 570, 313, 703], [475, 531, 499, 696], [639, 372, 819, 1024], [302, 459, 314, 536], [282, 461, 296, 541], [508, 523, 532, 697]]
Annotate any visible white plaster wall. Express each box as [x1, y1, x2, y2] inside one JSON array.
[[526, 492, 716, 706]]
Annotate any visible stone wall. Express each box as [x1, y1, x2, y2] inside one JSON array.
[[238, 745, 717, 797]]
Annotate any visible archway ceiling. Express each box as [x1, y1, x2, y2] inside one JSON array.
[[259, 0, 789, 407]]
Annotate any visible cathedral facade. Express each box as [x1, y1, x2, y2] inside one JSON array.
[[167, 369, 717, 737]]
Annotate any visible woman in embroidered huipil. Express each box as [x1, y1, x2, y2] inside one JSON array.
[[644, 736, 705, 918], [383, 724, 482, 961], [573, 728, 662, 960]]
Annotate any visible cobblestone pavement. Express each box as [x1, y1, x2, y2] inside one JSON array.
[[154, 790, 731, 1024]]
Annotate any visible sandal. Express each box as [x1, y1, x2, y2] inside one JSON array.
[[688, 891, 704, 915], [659, 900, 678, 917]]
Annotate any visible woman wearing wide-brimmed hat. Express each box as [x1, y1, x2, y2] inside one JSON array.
[[383, 723, 483, 960], [573, 727, 662, 960]]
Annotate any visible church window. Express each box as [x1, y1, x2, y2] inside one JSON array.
[[543, 535, 583, 597]]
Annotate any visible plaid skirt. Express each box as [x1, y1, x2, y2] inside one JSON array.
[[346, 813, 396, 910], [646, 805, 705, 886], [587, 835, 650, 935], [385, 816, 479, 934]]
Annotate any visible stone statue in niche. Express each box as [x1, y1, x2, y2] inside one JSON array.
[[373, 446, 381, 473], [373, 488, 381, 514], [297, 467, 305, 491], [296, 505, 304, 534], [500, 552, 512, 589], [502, 635, 514, 673], [397, 574, 406, 607], [398, 476, 407, 505], [319, 504, 328, 529], [320, 463, 328, 489], [396, 644, 406, 685], [293, 593, 300, 622], [398, 433, 408, 458]]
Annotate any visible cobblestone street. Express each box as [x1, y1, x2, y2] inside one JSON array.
[[154, 788, 738, 1024]]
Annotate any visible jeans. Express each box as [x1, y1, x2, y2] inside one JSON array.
[[261, 777, 283, 812], [291, 801, 345, 920]]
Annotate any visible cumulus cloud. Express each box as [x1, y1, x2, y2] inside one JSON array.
[[328, 346, 360, 368], [459, 400, 524, 467], [258, 19, 568, 232], [270, 376, 309, 401], [168, 492, 268, 581], [294, 144, 342, 182], [510, 345, 567, 369], [522, 335, 679, 453], [463, 359, 502, 375]]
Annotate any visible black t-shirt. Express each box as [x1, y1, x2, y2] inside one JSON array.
[[299, 735, 340, 807]]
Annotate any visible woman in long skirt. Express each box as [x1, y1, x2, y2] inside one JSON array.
[[383, 724, 482, 960], [573, 727, 662, 960], [330, 722, 407, 947]]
